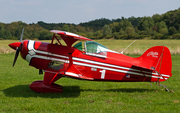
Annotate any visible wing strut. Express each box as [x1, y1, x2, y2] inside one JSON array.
[[51, 34, 61, 45], [121, 39, 136, 54]]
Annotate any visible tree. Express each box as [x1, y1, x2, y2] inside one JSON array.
[[156, 21, 168, 31], [178, 26, 180, 33], [102, 25, 112, 38], [128, 16, 142, 27], [168, 27, 177, 35], [68, 24, 76, 33], [125, 27, 135, 35], [121, 19, 133, 30], [137, 16, 154, 35], [159, 28, 168, 35], [75, 25, 86, 33], [109, 22, 119, 32], [62, 24, 69, 31], [152, 14, 162, 22], [162, 9, 180, 30], [119, 28, 126, 35], [4, 30, 12, 39], [79, 18, 112, 31], [0, 24, 5, 38], [93, 31, 103, 39], [86, 32, 94, 38], [38, 30, 52, 40]]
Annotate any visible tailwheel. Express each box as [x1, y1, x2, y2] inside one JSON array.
[[159, 83, 171, 92], [154, 81, 172, 92]]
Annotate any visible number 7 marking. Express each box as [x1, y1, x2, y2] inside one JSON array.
[[100, 70, 106, 79]]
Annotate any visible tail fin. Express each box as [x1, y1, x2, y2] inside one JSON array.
[[139, 46, 172, 82]]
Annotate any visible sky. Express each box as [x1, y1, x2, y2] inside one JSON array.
[[0, 0, 180, 24]]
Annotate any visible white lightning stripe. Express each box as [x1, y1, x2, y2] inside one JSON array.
[[73, 57, 162, 76], [73, 57, 139, 72], [45, 70, 79, 78], [30, 54, 167, 79], [73, 61, 165, 79], [73, 61, 144, 76], [161, 74, 170, 77], [32, 55, 69, 63], [152, 73, 170, 77], [65, 72, 79, 77], [27, 40, 145, 74], [28, 40, 35, 50], [73, 57, 157, 76], [142, 71, 152, 75], [26, 40, 170, 79], [35, 50, 69, 59], [27, 40, 69, 59], [72, 58, 170, 78]]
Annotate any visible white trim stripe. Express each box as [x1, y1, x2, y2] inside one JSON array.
[[26, 40, 171, 80], [65, 72, 79, 77], [28, 54, 167, 80], [28, 40, 35, 50], [73, 57, 132, 71]]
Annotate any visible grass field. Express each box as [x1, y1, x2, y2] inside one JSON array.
[[0, 40, 180, 112], [1, 40, 180, 54]]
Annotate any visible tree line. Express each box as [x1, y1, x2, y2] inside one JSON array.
[[0, 8, 180, 40]]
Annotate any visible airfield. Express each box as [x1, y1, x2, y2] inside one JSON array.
[[0, 40, 180, 112]]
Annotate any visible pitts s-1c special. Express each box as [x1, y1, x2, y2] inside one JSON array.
[[9, 29, 172, 93]]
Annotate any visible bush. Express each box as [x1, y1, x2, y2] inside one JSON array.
[[135, 35, 151, 39], [162, 35, 171, 39], [114, 35, 124, 39], [172, 33, 180, 39], [152, 33, 164, 39]]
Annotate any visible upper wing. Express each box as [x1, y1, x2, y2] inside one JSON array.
[[50, 30, 92, 41]]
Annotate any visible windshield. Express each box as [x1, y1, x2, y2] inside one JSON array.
[[74, 41, 117, 58], [74, 41, 108, 52], [74, 42, 83, 51], [85, 41, 107, 53]]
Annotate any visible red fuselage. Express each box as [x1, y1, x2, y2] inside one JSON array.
[[8, 30, 172, 93], [9, 40, 171, 82]]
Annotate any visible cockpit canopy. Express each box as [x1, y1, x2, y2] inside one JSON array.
[[74, 41, 118, 58]]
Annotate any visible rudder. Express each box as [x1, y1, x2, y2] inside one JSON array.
[[139, 46, 172, 81]]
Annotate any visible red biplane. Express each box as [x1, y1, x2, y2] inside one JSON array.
[[9, 29, 172, 93]]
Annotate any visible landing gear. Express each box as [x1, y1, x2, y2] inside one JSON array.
[[29, 71, 63, 93], [30, 80, 63, 93]]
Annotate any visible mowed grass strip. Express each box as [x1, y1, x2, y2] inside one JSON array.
[[0, 53, 180, 112], [95, 39, 180, 54], [1, 40, 180, 54]]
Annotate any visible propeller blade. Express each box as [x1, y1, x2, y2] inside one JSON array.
[[20, 28, 24, 42], [12, 28, 24, 67], [12, 48, 20, 67]]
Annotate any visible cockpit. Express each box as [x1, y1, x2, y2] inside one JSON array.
[[74, 41, 118, 58]]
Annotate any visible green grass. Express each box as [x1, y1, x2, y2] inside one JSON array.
[[0, 54, 180, 112], [95, 39, 180, 54], [1, 40, 180, 112]]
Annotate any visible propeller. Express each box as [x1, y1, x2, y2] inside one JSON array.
[[12, 28, 24, 67]]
